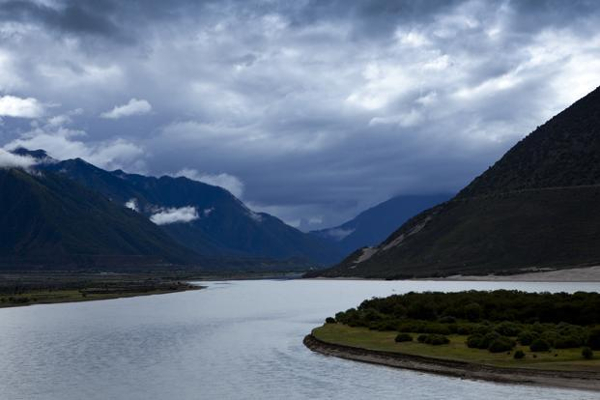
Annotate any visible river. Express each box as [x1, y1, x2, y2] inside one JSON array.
[[0, 279, 598, 399]]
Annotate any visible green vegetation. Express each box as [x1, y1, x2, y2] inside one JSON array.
[[513, 350, 525, 359], [316, 290, 600, 370], [395, 333, 413, 342], [313, 324, 600, 370], [0, 272, 200, 308]]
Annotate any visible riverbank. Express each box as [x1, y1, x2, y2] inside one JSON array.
[[304, 334, 600, 392], [0, 272, 202, 308], [307, 265, 600, 282], [437, 266, 600, 282]]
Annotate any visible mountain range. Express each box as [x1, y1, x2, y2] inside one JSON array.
[[310, 194, 451, 257], [2, 150, 349, 271], [316, 86, 600, 278], [0, 167, 198, 270]]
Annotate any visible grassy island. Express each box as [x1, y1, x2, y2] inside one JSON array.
[[306, 290, 600, 390]]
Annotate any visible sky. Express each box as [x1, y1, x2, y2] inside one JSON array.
[[1, 0, 600, 230]]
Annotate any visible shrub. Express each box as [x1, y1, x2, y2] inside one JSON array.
[[494, 322, 522, 337], [417, 334, 449, 345], [587, 328, 600, 350], [482, 332, 500, 348], [407, 302, 437, 320], [464, 303, 482, 322], [395, 333, 413, 343], [423, 334, 450, 345], [530, 339, 551, 352], [488, 336, 516, 353], [439, 316, 456, 324], [513, 350, 525, 359], [540, 330, 560, 347], [473, 324, 492, 335], [467, 331, 501, 350], [582, 347, 594, 360], [325, 317, 336, 324], [456, 325, 472, 335], [391, 304, 407, 317], [517, 330, 538, 346], [371, 320, 401, 331], [467, 334, 484, 349], [554, 335, 582, 349]]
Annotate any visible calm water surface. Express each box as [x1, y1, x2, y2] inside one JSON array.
[[1, 279, 599, 400]]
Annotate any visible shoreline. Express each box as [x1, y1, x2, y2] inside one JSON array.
[[0, 280, 203, 309], [303, 334, 600, 392], [307, 265, 600, 282]]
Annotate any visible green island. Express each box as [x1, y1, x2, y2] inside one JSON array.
[[306, 290, 600, 390], [0, 272, 202, 308]]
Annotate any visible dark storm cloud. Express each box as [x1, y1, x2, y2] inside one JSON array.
[[1, 0, 600, 229], [0, 0, 123, 37]]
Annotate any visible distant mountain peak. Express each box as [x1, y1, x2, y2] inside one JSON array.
[[11, 147, 49, 160]]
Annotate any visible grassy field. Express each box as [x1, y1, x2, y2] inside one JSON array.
[[313, 323, 600, 372], [0, 272, 201, 308], [0, 286, 196, 307]]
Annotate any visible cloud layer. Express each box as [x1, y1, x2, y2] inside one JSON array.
[[0, 95, 44, 118], [150, 206, 199, 225], [0, 148, 37, 169], [1, 0, 600, 228], [101, 98, 152, 119], [173, 168, 245, 198]]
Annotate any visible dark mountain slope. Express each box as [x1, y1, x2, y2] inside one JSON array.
[[317, 86, 600, 278], [0, 168, 200, 270], [460, 86, 600, 197], [42, 158, 341, 265], [311, 194, 451, 257]]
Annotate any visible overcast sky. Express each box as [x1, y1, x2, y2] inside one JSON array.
[[1, 0, 600, 230]]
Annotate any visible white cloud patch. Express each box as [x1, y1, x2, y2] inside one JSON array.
[[0, 148, 37, 169], [150, 206, 199, 225], [101, 98, 152, 119], [3, 116, 146, 171], [173, 168, 245, 198], [125, 198, 139, 212], [0, 95, 44, 118], [369, 109, 424, 127]]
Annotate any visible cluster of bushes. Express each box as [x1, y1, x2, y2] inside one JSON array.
[[330, 291, 600, 354], [395, 333, 413, 342], [417, 334, 450, 345], [337, 290, 600, 325], [467, 332, 515, 353]]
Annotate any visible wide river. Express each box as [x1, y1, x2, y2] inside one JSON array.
[[1, 279, 599, 399]]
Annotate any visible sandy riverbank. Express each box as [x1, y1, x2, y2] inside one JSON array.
[[304, 334, 600, 392], [309, 266, 600, 282], [439, 266, 600, 282]]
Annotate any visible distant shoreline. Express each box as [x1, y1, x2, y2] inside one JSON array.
[[0, 275, 203, 309], [307, 265, 600, 282], [304, 334, 600, 392]]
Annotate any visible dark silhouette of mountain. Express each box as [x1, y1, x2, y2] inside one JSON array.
[[311, 194, 451, 257], [0, 168, 200, 270], [316, 86, 600, 278], [38, 157, 341, 265]]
